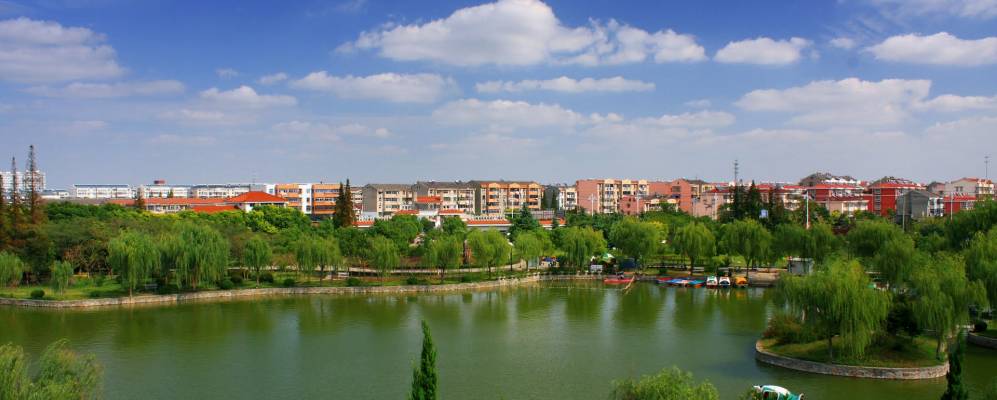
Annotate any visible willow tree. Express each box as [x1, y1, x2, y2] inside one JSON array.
[[294, 236, 343, 282], [777, 259, 890, 360], [50, 260, 74, 294], [964, 228, 997, 310], [608, 218, 661, 268], [0, 339, 102, 400], [108, 231, 160, 296], [468, 229, 510, 277], [803, 222, 838, 264], [513, 231, 543, 271], [610, 367, 719, 400], [672, 222, 715, 275], [558, 226, 606, 270], [368, 236, 400, 277], [872, 235, 917, 288], [0, 251, 25, 287], [425, 235, 462, 283], [173, 224, 229, 291], [720, 219, 771, 278], [911, 255, 989, 358], [243, 235, 272, 286]]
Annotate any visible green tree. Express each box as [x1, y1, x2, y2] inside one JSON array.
[[0, 251, 25, 287], [803, 223, 838, 264], [25, 145, 45, 226], [368, 236, 401, 277], [332, 179, 358, 229], [558, 226, 607, 270], [425, 235, 462, 283], [514, 231, 544, 271], [508, 204, 540, 239], [777, 259, 891, 360], [107, 231, 160, 296], [847, 219, 904, 259], [911, 255, 988, 358], [672, 222, 715, 274], [610, 367, 719, 400], [247, 205, 310, 232], [440, 217, 467, 238], [872, 235, 917, 288], [964, 228, 997, 310], [408, 320, 438, 400], [172, 224, 230, 291], [467, 230, 509, 277], [772, 223, 806, 260], [0, 339, 102, 400], [720, 219, 771, 278], [370, 215, 423, 252], [294, 236, 343, 282], [49, 261, 73, 294], [609, 218, 661, 268], [242, 235, 272, 286], [940, 333, 969, 400]]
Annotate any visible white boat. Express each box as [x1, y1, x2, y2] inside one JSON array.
[[705, 275, 718, 288], [752, 385, 803, 400], [718, 276, 731, 288]]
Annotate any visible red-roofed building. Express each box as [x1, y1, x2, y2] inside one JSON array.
[[864, 177, 922, 216], [943, 195, 977, 214], [111, 191, 287, 214]]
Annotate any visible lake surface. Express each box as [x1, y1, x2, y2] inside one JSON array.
[[1, 282, 995, 399]]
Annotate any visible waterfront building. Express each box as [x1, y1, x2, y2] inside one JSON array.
[[190, 184, 253, 198]]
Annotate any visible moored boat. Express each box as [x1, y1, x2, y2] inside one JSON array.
[[751, 385, 803, 400], [705, 275, 719, 288], [718, 276, 731, 288], [604, 275, 634, 285], [735, 276, 749, 288], [685, 279, 705, 288]]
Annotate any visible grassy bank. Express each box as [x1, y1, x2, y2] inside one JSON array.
[[759, 337, 944, 368]]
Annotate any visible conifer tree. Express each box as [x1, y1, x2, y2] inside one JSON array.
[[134, 188, 146, 211], [941, 332, 969, 400], [332, 179, 357, 228], [26, 145, 43, 225], [409, 320, 438, 400], [8, 157, 21, 233]]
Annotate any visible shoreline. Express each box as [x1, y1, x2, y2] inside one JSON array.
[[754, 339, 948, 380]]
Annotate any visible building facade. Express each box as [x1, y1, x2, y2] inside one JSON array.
[[471, 180, 542, 216], [864, 177, 922, 217], [412, 181, 478, 213], [73, 184, 133, 199], [190, 184, 252, 198], [942, 178, 994, 200], [575, 179, 670, 214], [362, 184, 415, 216], [895, 190, 943, 221], [139, 180, 191, 198], [1, 170, 46, 194]]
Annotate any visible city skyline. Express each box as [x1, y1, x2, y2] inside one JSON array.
[[2, 0, 997, 188]]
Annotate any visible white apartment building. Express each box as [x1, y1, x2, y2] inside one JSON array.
[[1, 170, 45, 193], [941, 178, 994, 199], [190, 184, 252, 198], [73, 184, 133, 199], [139, 183, 191, 198], [556, 185, 577, 211]]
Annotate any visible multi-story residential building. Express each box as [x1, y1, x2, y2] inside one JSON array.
[[798, 172, 861, 188], [190, 184, 252, 198], [865, 177, 922, 216], [690, 183, 804, 219], [927, 181, 946, 195], [896, 190, 943, 221], [412, 181, 478, 213], [555, 184, 577, 211], [575, 179, 669, 214], [73, 184, 133, 199], [275, 183, 309, 213], [801, 173, 869, 215], [1, 170, 45, 194], [139, 180, 191, 198], [944, 195, 977, 215], [471, 180, 542, 215], [110, 191, 288, 214], [274, 182, 362, 216], [362, 184, 415, 216], [40, 189, 70, 200], [941, 177, 994, 200]]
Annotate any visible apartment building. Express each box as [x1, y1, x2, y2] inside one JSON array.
[[412, 181, 477, 213], [555, 185, 577, 211], [362, 184, 415, 216], [110, 191, 288, 214], [138, 180, 191, 198], [273, 182, 363, 216], [1, 170, 45, 194], [798, 172, 861, 188], [864, 177, 922, 216], [575, 179, 670, 214], [896, 190, 943, 221], [471, 180, 542, 215], [73, 184, 133, 199], [942, 177, 994, 200], [190, 184, 252, 198]]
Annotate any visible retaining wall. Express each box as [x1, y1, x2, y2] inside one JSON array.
[[968, 332, 997, 349], [754, 340, 948, 379]]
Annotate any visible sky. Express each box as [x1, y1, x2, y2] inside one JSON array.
[[1, 0, 997, 189]]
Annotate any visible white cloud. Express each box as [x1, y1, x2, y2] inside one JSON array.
[[715, 37, 812, 65], [475, 76, 654, 93], [24, 80, 185, 98], [216, 68, 239, 78], [272, 120, 392, 141], [867, 32, 997, 66], [290, 71, 457, 103], [684, 99, 712, 108], [200, 86, 297, 108], [149, 134, 217, 146], [829, 37, 856, 50], [916, 93, 997, 111], [0, 17, 124, 83], [341, 0, 704, 66], [159, 109, 244, 126], [432, 98, 588, 128], [736, 78, 932, 127], [257, 72, 288, 85], [632, 110, 735, 129], [866, 0, 997, 19]]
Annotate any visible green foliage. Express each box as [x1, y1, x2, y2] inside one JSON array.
[[467, 230, 510, 275], [168, 224, 230, 291], [107, 231, 159, 296], [370, 215, 422, 252], [332, 180, 358, 229], [242, 235, 272, 286], [368, 236, 401, 276], [508, 204, 541, 239], [672, 222, 715, 269], [49, 261, 73, 294], [0, 251, 25, 287], [218, 278, 234, 290], [803, 223, 838, 264], [609, 218, 661, 267], [871, 235, 917, 287], [945, 199, 997, 248], [425, 235, 463, 282], [911, 255, 989, 357], [964, 228, 997, 309], [440, 217, 467, 238], [720, 219, 771, 268], [246, 205, 310, 233], [29, 289, 44, 299], [777, 259, 891, 360], [772, 224, 806, 259], [610, 366, 719, 400], [259, 271, 275, 284], [558, 226, 606, 269], [346, 277, 363, 287], [0, 340, 101, 400], [941, 333, 969, 400], [513, 231, 544, 269], [282, 278, 296, 287], [983, 377, 997, 400], [409, 320, 438, 400], [847, 220, 905, 259], [294, 235, 343, 281]]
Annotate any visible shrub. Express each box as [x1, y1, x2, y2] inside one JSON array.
[[88, 290, 102, 298], [94, 275, 106, 287], [459, 275, 474, 283], [282, 278, 296, 287], [406, 276, 423, 285], [156, 284, 180, 295], [218, 279, 234, 290], [763, 313, 817, 344], [259, 272, 275, 284], [30, 289, 45, 299], [230, 275, 243, 285], [346, 277, 362, 287], [975, 319, 989, 333]]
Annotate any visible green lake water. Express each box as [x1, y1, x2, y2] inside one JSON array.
[[1, 282, 995, 399]]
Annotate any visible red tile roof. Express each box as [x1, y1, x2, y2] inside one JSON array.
[[225, 191, 287, 204], [191, 205, 239, 213], [439, 209, 464, 215]]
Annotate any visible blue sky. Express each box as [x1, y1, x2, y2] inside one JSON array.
[[2, 0, 997, 188]]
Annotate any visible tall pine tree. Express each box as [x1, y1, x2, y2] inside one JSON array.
[[409, 320, 438, 400], [134, 188, 146, 211], [26, 145, 44, 225], [941, 332, 969, 400], [332, 179, 357, 228]]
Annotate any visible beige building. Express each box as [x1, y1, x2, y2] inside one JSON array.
[[362, 184, 415, 216], [941, 177, 994, 200], [575, 178, 670, 214], [412, 181, 478, 213], [471, 180, 542, 215]]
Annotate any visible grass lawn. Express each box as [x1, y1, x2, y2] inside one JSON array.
[[759, 336, 945, 368], [0, 270, 514, 301]]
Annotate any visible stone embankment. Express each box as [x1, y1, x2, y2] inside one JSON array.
[[968, 332, 997, 349], [754, 340, 948, 379]]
